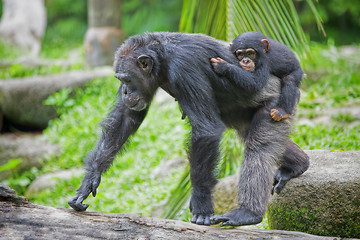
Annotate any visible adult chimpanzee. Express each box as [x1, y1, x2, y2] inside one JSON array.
[[213, 31, 304, 122], [68, 32, 309, 227]]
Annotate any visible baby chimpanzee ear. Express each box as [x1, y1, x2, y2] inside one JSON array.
[[261, 39, 270, 52], [137, 55, 153, 73]]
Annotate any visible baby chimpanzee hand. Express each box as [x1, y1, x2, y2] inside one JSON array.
[[210, 57, 228, 76]]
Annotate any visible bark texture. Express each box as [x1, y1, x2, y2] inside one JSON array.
[[0, 184, 336, 240]]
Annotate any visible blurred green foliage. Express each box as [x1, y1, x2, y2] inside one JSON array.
[[41, 0, 88, 58], [41, 0, 181, 58], [300, 42, 360, 108], [298, 0, 360, 44], [122, 0, 182, 36], [0, 63, 84, 79]]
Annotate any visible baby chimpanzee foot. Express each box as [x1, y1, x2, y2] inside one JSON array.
[[272, 167, 293, 194], [210, 206, 263, 227], [270, 108, 290, 121]]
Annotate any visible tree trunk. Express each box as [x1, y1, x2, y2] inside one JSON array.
[[0, 0, 46, 57], [84, 0, 125, 67], [0, 184, 335, 240]]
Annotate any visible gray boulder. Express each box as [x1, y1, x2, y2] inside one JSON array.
[[0, 135, 59, 181], [267, 150, 360, 238], [0, 68, 112, 129], [25, 168, 84, 198], [212, 150, 360, 238]]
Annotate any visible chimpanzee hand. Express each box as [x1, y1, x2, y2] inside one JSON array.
[[210, 206, 263, 227], [270, 108, 290, 121], [210, 57, 228, 76], [272, 168, 292, 194], [68, 172, 101, 212]]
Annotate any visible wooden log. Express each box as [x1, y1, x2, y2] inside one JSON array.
[[0, 184, 335, 240]]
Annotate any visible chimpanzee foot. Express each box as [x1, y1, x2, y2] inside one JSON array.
[[191, 214, 213, 226], [210, 207, 263, 227], [189, 191, 214, 226], [272, 168, 292, 194]]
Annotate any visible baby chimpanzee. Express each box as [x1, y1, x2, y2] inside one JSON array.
[[212, 31, 304, 121]]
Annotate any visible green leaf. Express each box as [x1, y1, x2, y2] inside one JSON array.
[[0, 158, 23, 172], [162, 165, 191, 219]]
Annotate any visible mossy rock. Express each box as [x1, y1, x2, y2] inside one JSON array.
[[267, 150, 360, 238]]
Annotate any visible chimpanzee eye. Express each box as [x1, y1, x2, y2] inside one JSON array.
[[235, 49, 245, 58], [246, 49, 256, 59]]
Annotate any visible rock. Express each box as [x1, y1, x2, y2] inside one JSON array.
[[212, 150, 360, 238], [151, 158, 187, 178], [25, 168, 84, 198], [0, 134, 60, 181], [267, 150, 360, 238], [0, 68, 112, 129], [0, 184, 27, 204], [0, 0, 46, 57], [212, 174, 239, 214]]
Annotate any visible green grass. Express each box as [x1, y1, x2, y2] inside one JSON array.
[[0, 40, 22, 60], [0, 63, 84, 79], [300, 41, 360, 108], [26, 77, 188, 215]]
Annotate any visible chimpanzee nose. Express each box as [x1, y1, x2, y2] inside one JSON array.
[[243, 59, 250, 64]]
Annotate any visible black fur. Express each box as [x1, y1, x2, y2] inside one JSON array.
[[68, 32, 309, 227], [225, 32, 303, 119]]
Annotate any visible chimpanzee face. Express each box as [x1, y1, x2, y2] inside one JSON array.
[[235, 48, 257, 72], [114, 53, 159, 111], [232, 37, 269, 72]]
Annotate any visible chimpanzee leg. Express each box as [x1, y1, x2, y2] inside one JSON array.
[[211, 106, 292, 226], [68, 97, 147, 212], [189, 127, 225, 225], [272, 140, 309, 194]]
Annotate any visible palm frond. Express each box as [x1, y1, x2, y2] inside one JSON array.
[[227, 0, 310, 53], [180, 0, 325, 54], [162, 165, 191, 219], [179, 0, 227, 40]]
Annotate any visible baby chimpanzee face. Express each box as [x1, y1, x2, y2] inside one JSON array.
[[235, 48, 256, 72]]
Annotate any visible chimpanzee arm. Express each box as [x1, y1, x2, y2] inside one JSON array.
[[68, 92, 147, 212], [210, 58, 269, 93]]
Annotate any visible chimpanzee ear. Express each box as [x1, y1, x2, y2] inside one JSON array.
[[137, 55, 153, 73], [261, 39, 270, 52]]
